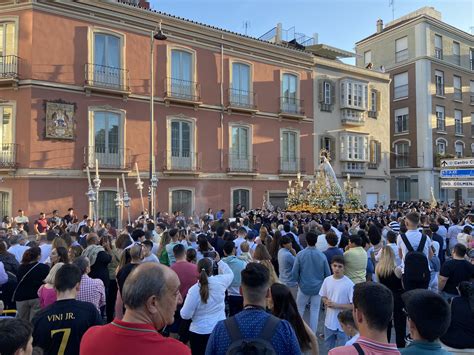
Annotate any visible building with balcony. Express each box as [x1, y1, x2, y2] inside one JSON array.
[[0, 0, 315, 224], [356, 7, 474, 202], [310, 47, 391, 208]]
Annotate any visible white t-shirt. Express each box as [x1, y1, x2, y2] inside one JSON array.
[[233, 237, 246, 256], [142, 253, 160, 263], [397, 229, 431, 273], [319, 275, 354, 331]]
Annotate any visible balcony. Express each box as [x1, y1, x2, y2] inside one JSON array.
[[434, 48, 443, 60], [84, 145, 131, 170], [164, 77, 201, 107], [84, 63, 130, 96], [368, 110, 378, 119], [279, 157, 305, 175], [341, 162, 366, 176], [226, 88, 257, 113], [225, 153, 257, 174], [163, 151, 201, 174], [341, 109, 366, 126], [0, 55, 19, 86], [279, 97, 305, 119], [0, 143, 17, 169]]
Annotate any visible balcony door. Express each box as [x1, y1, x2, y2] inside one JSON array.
[[171, 120, 192, 170], [231, 126, 249, 171], [0, 106, 13, 165], [0, 22, 15, 76], [94, 112, 122, 168], [94, 33, 121, 87], [231, 62, 250, 107], [171, 50, 193, 98], [281, 131, 297, 172], [171, 189, 192, 217], [98, 190, 119, 227], [282, 73, 297, 113]]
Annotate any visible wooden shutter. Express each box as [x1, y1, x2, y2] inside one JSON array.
[[330, 81, 335, 105], [376, 90, 381, 112], [368, 85, 373, 110], [318, 79, 324, 103], [376, 141, 382, 165]]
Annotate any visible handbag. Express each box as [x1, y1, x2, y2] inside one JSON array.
[[11, 262, 40, 303]]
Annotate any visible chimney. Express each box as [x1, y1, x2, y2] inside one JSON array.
[[376, 19, 383, 33]]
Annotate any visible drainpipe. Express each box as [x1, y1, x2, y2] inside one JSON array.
[[220, 35, 224, 170]]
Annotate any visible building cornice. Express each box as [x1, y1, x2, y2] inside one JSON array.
[[313, 57, 390, 82], [383, 56, 473, 75]]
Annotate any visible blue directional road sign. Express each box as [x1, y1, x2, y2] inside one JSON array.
[[440, 169, 474, 179]]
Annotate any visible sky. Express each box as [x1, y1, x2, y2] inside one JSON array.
[[150, 0, 473, 64]]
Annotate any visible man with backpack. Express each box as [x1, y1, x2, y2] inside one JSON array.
[[397, 212, 433, 291], [205, 262, 301, 355]]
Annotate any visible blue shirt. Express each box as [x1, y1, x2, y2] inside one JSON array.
[[205, 309, 301, 355], [400, 340, 451, 354], [277, 248, 297, 287], [292, 246, 330, 295], [323, 247, 344, 267]]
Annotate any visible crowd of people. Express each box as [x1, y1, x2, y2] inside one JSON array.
[[0, 200, 473, 355]]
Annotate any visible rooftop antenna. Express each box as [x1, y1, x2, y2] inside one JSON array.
[[389, 0, 395, 21], [243, 21, 251, 35]]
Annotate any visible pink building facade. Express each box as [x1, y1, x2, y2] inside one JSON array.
[[0, 0, 314, 225]]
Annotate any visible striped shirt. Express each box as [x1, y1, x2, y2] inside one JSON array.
[[329, 336, 400, 355], [388, 221, 400, 232]]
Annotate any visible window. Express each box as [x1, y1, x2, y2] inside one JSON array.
[[230, 125, 251, 171], [436, 106, 445, 131], [434, 35, 443, 59], [0, 105, 14, 165], [0, 191, 9, 219], [435, 70, 444, 96], [281, 73, 299, 113], [472, 113, 474, 137], [453, 76, 462, 101], [232, 189, 250, 214], [369, 89, 379, 118], [170, 49, 193, 98], [324, 82, 331, 104], [93, 33, 122, 87], [393, 72, 408, 99], [340, 80, 368, 109], [170, 120, 195, 170], [436, 139, 446, 155], [395, 107, 409, 133], [93, 111, 123, 168], [364, 50, 372, 66], [395, 142, 409, 168], [395, 36, 408, 62], [318, 79, 335, 111], [455, 110, 463, 135], [453, 41, 460, 66], [471, 81, 474, 104], [471, 143, 474, 156], [0, 21, 16, 76], [470, 48, 474, 70], [320, 136, 335, 160], [397, 178, 411, 201], [171, 189, 193, 217], [340, 135, 369, 161], [281, 131, 298, 172], [231, 62, 251, 107], [98, 191, 119, 227], [455, 141, 464, 158]]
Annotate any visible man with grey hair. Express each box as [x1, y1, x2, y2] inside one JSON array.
[[7, 234, 29, 262], [73, 256, 105, 312], [80, 263, 190, 354]]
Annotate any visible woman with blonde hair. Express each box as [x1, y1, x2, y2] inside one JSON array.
[[256, 226, 272, 247], [253, 244, 279, 285], [38, 262, 64, 308], [375, 246, 405, 348]]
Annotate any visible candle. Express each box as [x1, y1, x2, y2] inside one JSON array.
[[297, 172, 301, 180], [95, 159, 99, 177], [135, 162, 140, 180], [289, 180, 292, 186], [116, 178, 120, 193], [122, 173, 127, 192], [86, 166, 92, 186]]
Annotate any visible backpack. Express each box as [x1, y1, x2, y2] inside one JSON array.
[[225, 314, 280, 355], [400, 233, 430, 286]]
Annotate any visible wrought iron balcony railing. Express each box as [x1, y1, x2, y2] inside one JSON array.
[[84, 145, 131, 170], [227, 88, 257, 110], [225, 153, 257, 173], [279, 97, 305, 116], [163, 150, 201, 172], [279, 157, 305, 174], [85, 63, 130, 92], [164, 77, 201, 102]]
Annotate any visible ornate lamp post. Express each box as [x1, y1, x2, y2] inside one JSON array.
[[93, 160, 101, 227], [135, 162, 145, 214], [122, 174, 131, 226], [115, 178, 123, 228]]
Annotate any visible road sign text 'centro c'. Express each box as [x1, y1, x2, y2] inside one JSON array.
[[440, 158, 474, 168]]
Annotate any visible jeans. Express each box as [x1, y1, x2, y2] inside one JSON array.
[[324, 326, 348, 351], [296, 290, 321, 335], [16, 298, 40, 322]]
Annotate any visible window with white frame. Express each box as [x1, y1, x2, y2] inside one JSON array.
[[393, 72, 408, 99], [230, 125, 251, 171], [92, 111, 123, 168], [171, 189, 193, 217], [370, 89, 377, 113], [98, 191, 119, 227], [455, 110, 463, 135], [231, 62, 252, 107], [0, 21, 16, 76], [340, 80, 368, 110], [324, 81, 332, 105], [435, 70, 444, 96], [93, 33, 122, 87], [395, 107, 409, 133], [233, 189, 250, 213], [395, 142, 409, 168], [434, 35, 443, 59], [170, 49, 193, 98], [319, 79, 335, 112], [340, 135, 369, 161], [170, 119, 194, 170], [453, 76, 462, 101], [453, 41, 460, 66], [455, 141, 464, 158], [364, 51, 372, 66], [395, 36, 408, 62], [436, 106, 445, 131], [281, 73, 298, 113], [281, 130, 298, 172], [436, 139, 447, 155], [0, 105, 14, 164]]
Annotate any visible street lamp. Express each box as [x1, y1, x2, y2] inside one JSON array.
[[149, 20, 167, 220]]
